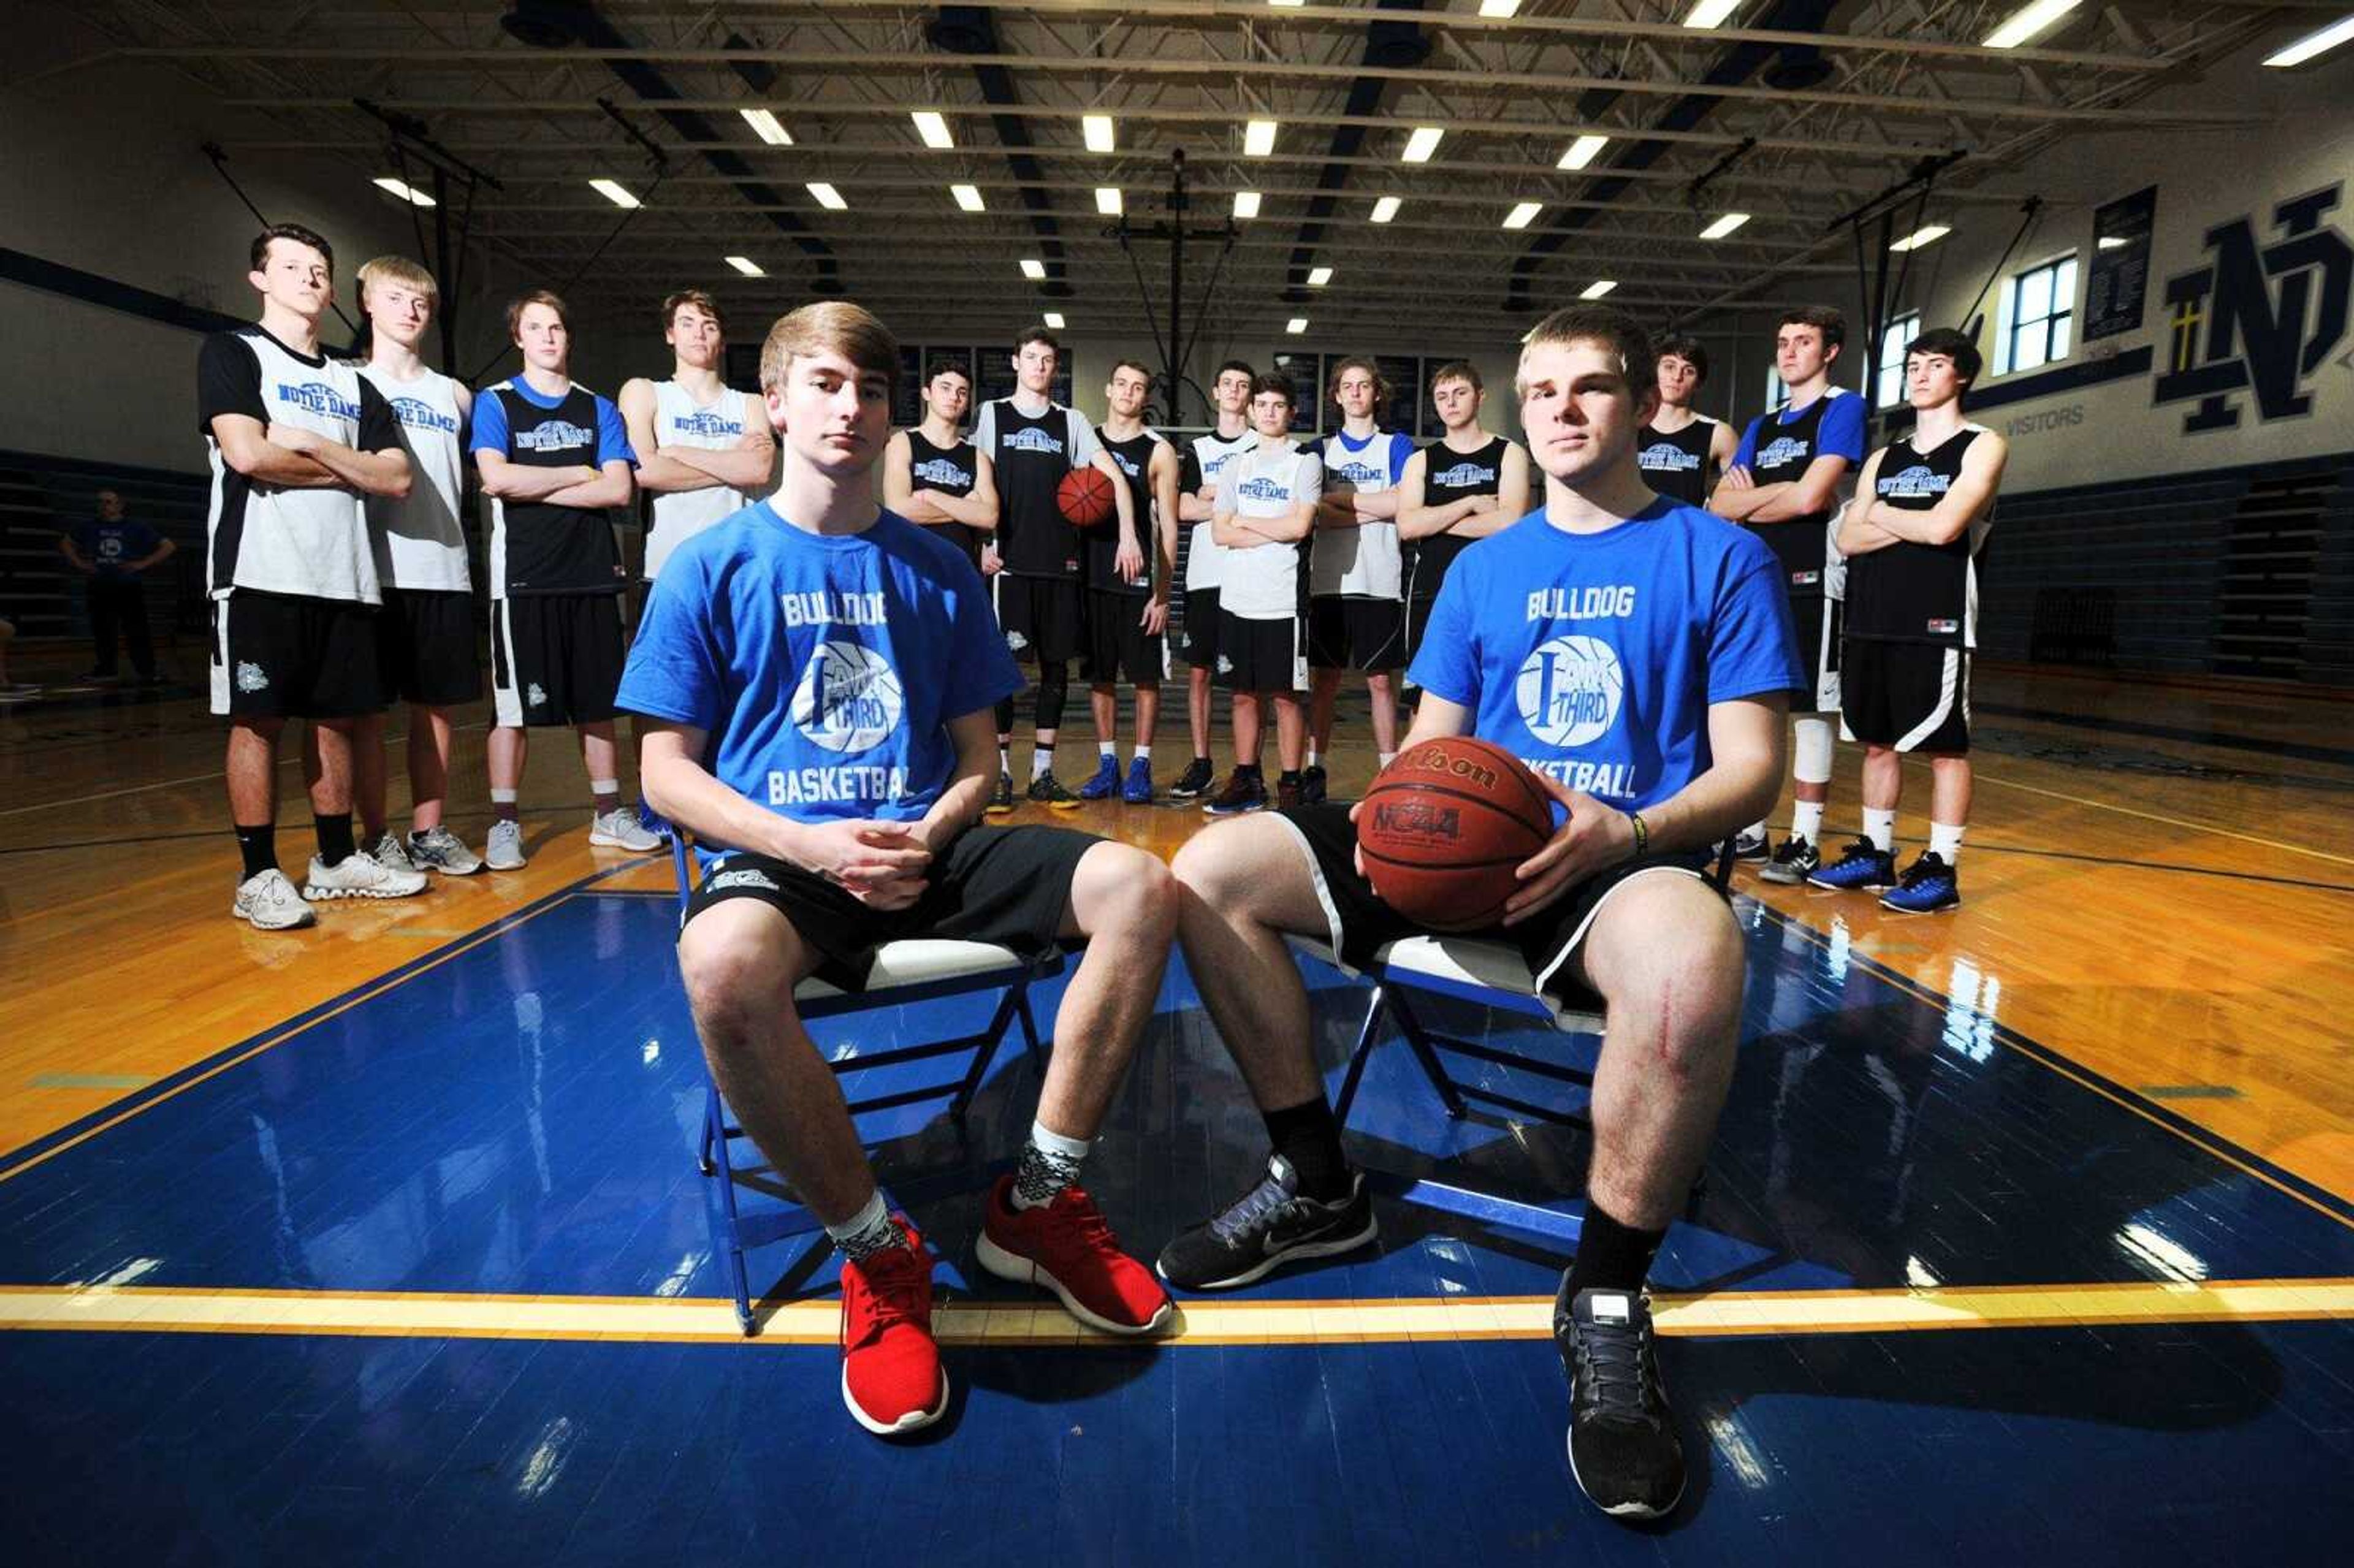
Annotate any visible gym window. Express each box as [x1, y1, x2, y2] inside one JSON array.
[[1876, 311, 1922, 407], [1997, 253, 2078, 376], [1764, 366, 1791, 413]]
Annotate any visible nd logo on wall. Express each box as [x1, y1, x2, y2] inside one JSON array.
[[2155, 182, 2351, 433]]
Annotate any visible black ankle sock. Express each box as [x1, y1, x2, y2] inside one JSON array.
[[234, 824, 276, 881], [314, 812, 354, 868], [1263, 1097, 1350, 1201], [1232, 761, 1262, 778], [1564, 1203, 1667, 1299], [1278, 769, 1303, 786]]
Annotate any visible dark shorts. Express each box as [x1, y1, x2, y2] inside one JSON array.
[[1840, 639, 1970, 753], [679, 823, 1099, 993], [1309, 595, 1406, 673], [210, 588, 384, 720], [1403, 595, 1441, 682], [996, 573, 1086, 665], [491, 593, 625, 728], [1217, 610, 1309, 694], [1084, 588, 1167, 685], [377, 587, 481, 708], [1180, 587, 1221, 669], [1789, 595, 1842, 715], [1270, 802, 1715, 1002]]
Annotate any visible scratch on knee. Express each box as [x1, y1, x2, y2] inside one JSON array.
[[1653, 976, 1689, 1084]]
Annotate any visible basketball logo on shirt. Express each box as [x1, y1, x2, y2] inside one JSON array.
[[1639, 442, 1701, 473], [1515, 635, 1624, 747], [1757, 436, 1811, 468], [790, 639, 904, 753]]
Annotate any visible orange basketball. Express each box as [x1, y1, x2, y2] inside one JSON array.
[[1057, 465, 1118, 527], [1357, 737, 1556, 931]]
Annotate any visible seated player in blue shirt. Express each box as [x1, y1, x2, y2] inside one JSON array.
[[618, 302, 1176, 1441], [1162, 304, 1802, 1521]]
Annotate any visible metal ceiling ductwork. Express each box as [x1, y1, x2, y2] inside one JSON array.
[[500, 1, 840, 294], [1503, 0, 1836, 320], [929, 6, 1073, 301], [1282, 0, 1431, 305]]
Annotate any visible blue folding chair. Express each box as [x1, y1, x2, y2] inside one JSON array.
[[671, 833, 1062, 1334], [1293, 842, 1734, 1249]]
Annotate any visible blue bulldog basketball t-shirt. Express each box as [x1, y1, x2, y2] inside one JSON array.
[[1406, 497, 1801, 815], [619, 501, 1023, 863]]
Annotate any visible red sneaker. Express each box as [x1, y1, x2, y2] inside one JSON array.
[[838, 1220, 949, 1436], [975, 1175, 1173, 1336]]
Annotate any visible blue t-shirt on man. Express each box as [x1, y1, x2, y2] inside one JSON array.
[[617, 501, 1023, 866], [74, 519, 164, 581], [1404, 497, 1802, 816]]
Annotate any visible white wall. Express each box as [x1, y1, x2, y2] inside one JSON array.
[[1697, 51, 2354, 493]]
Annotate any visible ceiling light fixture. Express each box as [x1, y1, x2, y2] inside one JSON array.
[[373, 177, 434, 207], [1889, 224, 1951, 253], [911, 110, 953, 149], [1983, 0, 2081, 50], [1699, 211, 1750, 239], [951, 183, 985, 212], [1558, 135, 1609, 171], [1401, 127, 1444, 163], [1370, 196, 1401, 223], [1021, 257, 1048, 280], [806, 182, 847, 210], [725, 256, 764, 277], [1233, 191, 1262, 218], [1580, 279, 1617, 300], [1082, 114, 1116, 152], [1244, 120, 1278, 157], [1307, 266, 1333, 286], [741, 108, 792, 147], [1503, 202, 1542, 230], [588, 178, 640, 209], [2263, 13, 2354, 66]]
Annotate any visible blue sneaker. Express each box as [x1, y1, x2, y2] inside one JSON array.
[[1075, 755, 1122, 801], [1121, 755, 1154, 804], [1807, 838, 1895, 892], [1880, 852, 1960, 913]]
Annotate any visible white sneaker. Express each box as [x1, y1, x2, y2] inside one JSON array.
[[484, 818, 526, 870], [232, 868, 317, 929], [588, 805, 662, 853], [303, 849, 429, 901], [368, 831, 419, 875], [406, 825, 484, 875]]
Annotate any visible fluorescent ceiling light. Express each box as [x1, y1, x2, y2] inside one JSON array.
[[1244, 119, 1278, 157], [589, 178, 640, 209], [1082, 114, 1115, 152], [1479, 1, 1524, 15], [1580, 279, 1617, 300], [1233, 190, 1262, 218], [1370, 196, 1401, 223], [1307, 266, 1333, 286], [1270, 1, 1304, 7], [373, 177, 433, 207], [1503, 201, 1542, 230], [1889, 224, 1951, 253], [1983, 0, 2081, 49], [1286, 318, 1309, 334], [1699, 211, 1750, 239], [2097, 235, 2127, 251], [725, 256, 764, 277], [1683, 0, 1742, 28], [806, 182, 847, 210], [910, 110, 953, 149], [1558, 134, 1609, 171], [1095, 187, 1122, 215], [1043, 312, 1067, 329], [1401, 127, 1444, 163], [741, 108, 792, 147], [2264, 14, 2354, 66], [1020, 257, 1048, 280], [951, 183, 986, 212]]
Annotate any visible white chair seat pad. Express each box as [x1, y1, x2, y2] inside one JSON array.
[[793, 939, 1029, 1002]]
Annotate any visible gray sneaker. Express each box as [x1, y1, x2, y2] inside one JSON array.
[[484, 818, 526, 871], [406, 825, 484, 876], [589, 804, 662, 853], [368, 831, 418, 876], [304, 849, 429, 901], [232, 868, 316, 929]]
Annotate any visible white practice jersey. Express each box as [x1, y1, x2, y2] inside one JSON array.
[[358, 363, 470, 593], [643, 380, 758, 582], [1311, 427, 1413, 599], [1214, 438, 1322, 621]]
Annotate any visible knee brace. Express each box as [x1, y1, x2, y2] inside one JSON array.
[[1034, 660, 1069, 732], [1793, 715, 1835, 785]]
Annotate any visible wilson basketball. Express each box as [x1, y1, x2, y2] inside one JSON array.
[[1357, 737, 1556, 931], [1057, 465, 1118, 527]]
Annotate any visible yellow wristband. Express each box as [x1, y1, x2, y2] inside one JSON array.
[[1628, 810, 1650, 859]]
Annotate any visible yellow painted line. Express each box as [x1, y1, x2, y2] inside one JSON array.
[[1, 1279, 2345, 1347], [1753, 905, 2354, 1233], [1965, 766, 2354, 869]]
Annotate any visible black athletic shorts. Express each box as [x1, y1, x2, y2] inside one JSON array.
[[1787, 595, 1842, 716], [1084, 589, 1167, 685], [679, 823, 1099, 993], [492, 592, 625, 728], [1403, 595, 1441, 679], [1309, 595, 1406, 673], [1217, 609, 1308, 694], [1840, 639, 1970, 753], [377, 586, 481, 708], [1180, 587, 1221, 669], [1269, 802, 1715, 1002], [210, 588, 384, 720], [996, 572, 1086, 665]]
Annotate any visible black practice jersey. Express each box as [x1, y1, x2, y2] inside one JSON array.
[[1637, 417, 1718, 508], [1090, 427, 1169, 595], [974, 398, 1095, 579], [1407, 435, 1509, 603], [903, 428, 984, 569], [1845, 426, 1993, 649]]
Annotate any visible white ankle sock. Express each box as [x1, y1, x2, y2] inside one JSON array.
[[1862, 808, 1895, 852], [1098, 740, 1116, 759], [1929, 822, 1965, 863], [1791, 801, 1825, 843], [1031, 750, 1054, 781], [1132, 744, 1152, 763], [1011, 1121, 1092, 1211]]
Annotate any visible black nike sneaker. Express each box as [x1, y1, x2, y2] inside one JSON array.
[[1155, 1154, 1377, 1291], [1556, 1282, 1685, 1520], [986, 770, 1016, 815]]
